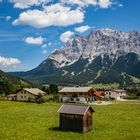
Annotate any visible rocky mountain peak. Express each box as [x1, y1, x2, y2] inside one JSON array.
[[46, 29, 140, 68]]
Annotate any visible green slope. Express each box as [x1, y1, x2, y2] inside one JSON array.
[[0, 70, 31, 95]]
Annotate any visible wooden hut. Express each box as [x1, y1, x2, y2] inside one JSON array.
[[58, 104, 94, 133]]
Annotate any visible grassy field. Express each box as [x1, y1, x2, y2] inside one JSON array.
[[88, 83, 120, 89], [0, 101, 140, 140]]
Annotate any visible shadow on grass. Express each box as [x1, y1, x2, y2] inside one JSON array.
[[48, 127, 83, 133], [48, 126, 61, 132]]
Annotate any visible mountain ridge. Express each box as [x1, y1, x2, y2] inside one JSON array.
[[10, 28, 140, 85]]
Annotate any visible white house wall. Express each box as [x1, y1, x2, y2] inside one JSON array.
[[17, 90, 36, 101], [105, 91, 126, 100], [59, 97, 94, 103]]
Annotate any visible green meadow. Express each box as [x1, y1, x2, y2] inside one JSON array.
[[0, 101, 140, 140]]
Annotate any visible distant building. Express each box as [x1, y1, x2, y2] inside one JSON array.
[[59, 87, 96, 103], [7, 94, 17, 101], [94, 91, 105, 100], [58, 104, 94, 133], [42, 84, 49, 90], [105, 89, 126, 100], [17, 88, 45, 102]]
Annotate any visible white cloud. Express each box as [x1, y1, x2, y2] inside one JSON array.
[[41, 44, 48, 49], [0, 56, 21, 68], [10, 0, 51, 9], [98, 0, 112, 8], [12, 3, 84, 28], [61, 0, 114, 8], [60, 31, 74, 43], [5, 16, 11, 21], [75, 25, 92, 33], [60, 0, 97, 7], [48, 42, 52, 46], [25, 36, 44, 45], [0, 16, 11, 21], [118, 3, 123, 7], [42, 50, 47, 54]]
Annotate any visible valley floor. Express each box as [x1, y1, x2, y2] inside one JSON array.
[[0, 101, 140, 140]]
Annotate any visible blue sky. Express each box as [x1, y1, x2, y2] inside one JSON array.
[[0, 0, 140, 72]]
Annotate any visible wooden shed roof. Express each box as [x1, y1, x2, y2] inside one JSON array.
[[59, 87, 93, 93], [58, 104, 94, 115]]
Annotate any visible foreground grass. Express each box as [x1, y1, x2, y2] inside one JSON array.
[[0, 101, 140, 140]]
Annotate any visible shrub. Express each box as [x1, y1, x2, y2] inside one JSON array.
[[28, 97, 35, 102], [41, 95, 53, 102], [36, 97, 45, 104], [53, 94, 59, 102], [123, 96, 138, 100], [0, 94, 7, 101], [48, 84, 58, 95]]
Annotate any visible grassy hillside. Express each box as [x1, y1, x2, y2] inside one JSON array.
[[0, 101, 140, 140], [0, 70, 31, 95], [88, 82, 120, 89], [0, 70, 21, 84], [11, 53, 140, 86]]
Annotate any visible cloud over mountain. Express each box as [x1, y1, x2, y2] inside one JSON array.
[[75, 25, 92, 33], [60, 31, 74, 42]]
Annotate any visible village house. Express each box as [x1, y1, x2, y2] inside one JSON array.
[[59, 87, 97, 103], [94, 91, 105, 100], [16, 88, 45, 102], [58, 104, 94, 133], [105, 89, 126, 100]]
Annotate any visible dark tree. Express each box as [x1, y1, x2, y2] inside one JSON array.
[[49, 84, 58, 95], [0, 78, 14, 95]]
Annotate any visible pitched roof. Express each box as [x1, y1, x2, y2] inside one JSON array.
[[59, 87, 92, 93], [7, 94, 17, 97], [58, 104, 94, 115], [94, 91, 105, 97], [23, 88, 45, 96]]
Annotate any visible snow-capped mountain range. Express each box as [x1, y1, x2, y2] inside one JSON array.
[[10, 28, 140, 85], [47, 28, 140, 68]]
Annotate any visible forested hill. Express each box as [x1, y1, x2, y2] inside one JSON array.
[[0, 70, 31, 95]]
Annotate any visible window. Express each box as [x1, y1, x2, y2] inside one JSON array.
[[76, 98, 79, 101], [24, 96, 26, 98], [71, 98, 74, 101], [21, 96, 23, 98]]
